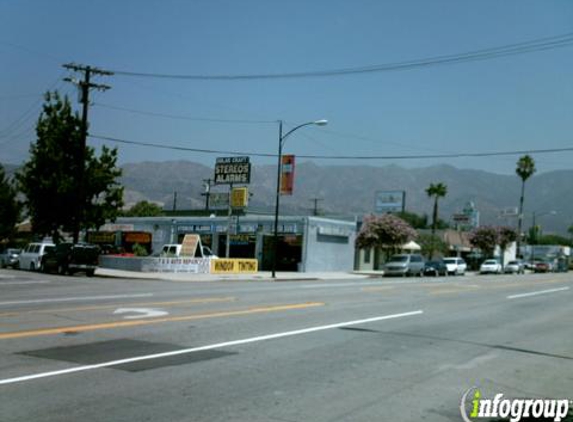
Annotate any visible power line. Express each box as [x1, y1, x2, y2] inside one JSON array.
[[103, 32, 573, 81], [0, 74, 65, 137], [90, 133, 573, 161], [92, 102, 276, 124]]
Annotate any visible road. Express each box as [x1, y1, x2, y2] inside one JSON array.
[[0, 269, 571, 421]]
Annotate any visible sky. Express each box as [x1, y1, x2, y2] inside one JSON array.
[[1, 0, 573, 175]]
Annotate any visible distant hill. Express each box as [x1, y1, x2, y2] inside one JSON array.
[[3, 159, 570, 234], [119, 160, 572, 235]]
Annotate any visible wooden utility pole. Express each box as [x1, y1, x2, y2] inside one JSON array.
[[63, 63, 112, 243], [201, 178, 213, 211], [310, 198, 323, 216], [172, 191, 178, 212]]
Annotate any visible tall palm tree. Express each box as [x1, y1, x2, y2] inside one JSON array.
[[515, 155, 536, 257], [426, 182, 447, 235]]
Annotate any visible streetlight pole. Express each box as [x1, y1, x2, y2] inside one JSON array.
[[271, 119, 327, 278]]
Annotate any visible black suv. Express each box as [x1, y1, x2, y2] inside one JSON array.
[[42, 243, 100, 276]]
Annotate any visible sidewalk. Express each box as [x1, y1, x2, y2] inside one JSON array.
[[95, 268, 372, 282]]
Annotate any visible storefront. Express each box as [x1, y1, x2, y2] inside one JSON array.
[[104, 215, 357, 272]]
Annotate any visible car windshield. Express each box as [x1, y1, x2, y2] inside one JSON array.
[[483, 260, 498, 265], [443, 258, 455, 264], [388, 256, 408, 262]]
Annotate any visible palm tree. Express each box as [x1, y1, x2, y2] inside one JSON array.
[[515, 155, 536, 257], [426, 182, 447, 235]]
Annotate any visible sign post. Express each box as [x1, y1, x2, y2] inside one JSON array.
[[214, 156, 251, 258]]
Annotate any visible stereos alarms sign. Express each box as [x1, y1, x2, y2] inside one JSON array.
[[214, 156, 251, 185]]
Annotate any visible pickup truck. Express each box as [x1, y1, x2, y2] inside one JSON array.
[[42, 243, 100, 276], [158, 244, 217, 258]]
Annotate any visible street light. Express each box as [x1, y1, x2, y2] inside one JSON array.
[[272, 119, 328, 278]]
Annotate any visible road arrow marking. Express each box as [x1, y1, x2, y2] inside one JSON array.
[[113, 308, 168, 319]]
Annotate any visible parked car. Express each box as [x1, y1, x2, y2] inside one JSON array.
[[423, 260, 448, 277], [0, 248, 22, 268], [443, 257, 467, 275], [42, 243, 100, 276], [479, 259, 502, 274], [533, 260, 553, 273], [504, 260, 525, 274], [18, 242, 55, 271], [383, 254, 425, 277]]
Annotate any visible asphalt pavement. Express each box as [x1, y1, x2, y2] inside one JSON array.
[[0, 268, 571, 421]]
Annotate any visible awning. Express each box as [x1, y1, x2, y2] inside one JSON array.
[[402, 240, 421, 251]]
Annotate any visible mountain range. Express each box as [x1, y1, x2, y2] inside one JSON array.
[[120, 160, 571, 235], [4, 160, 570, 235]]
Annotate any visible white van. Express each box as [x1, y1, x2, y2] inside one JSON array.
[[443, 257, 467, 275], [18, 242, 56, 271]]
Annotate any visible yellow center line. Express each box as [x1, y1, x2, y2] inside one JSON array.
[[0, 302, 325, 340], [0, 297, 236, 318]]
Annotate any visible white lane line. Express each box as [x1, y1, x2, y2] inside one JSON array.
[[0, 293, 154, 307], [0, 281, 51, 285], [507, 287, 570, 300], [0, 310, 423, 386]]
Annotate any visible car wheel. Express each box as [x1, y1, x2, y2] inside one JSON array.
[[58, 264, 66, 275], [86, 269, 95, 277], [30, 263, 35, 271]]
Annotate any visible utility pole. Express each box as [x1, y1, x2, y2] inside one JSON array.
[[310, 198, 323, 216], [201, 178, 213, 211], [172, 191, 178, 212], [63, 63, 112, 243]]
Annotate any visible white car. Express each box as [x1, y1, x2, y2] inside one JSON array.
[[18, 242, 55, 271], [479, 259, 502, 275], [443, 257, 467, 275], [504, 260, 525, 274]]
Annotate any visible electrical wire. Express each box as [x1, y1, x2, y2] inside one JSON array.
[[92, 102, 276, 124], [90, 134, 573, 161], [104, 32, 573, 80]]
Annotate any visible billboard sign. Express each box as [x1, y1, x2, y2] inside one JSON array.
[[214, 156, 251, 185], [452, 213, 471, 224], [375, 190, 405, 214], [210, 192, 229, 209]]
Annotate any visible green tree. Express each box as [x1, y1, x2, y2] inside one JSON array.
[[356, 214, 417, 256], [123, 200, 164, 217], [396, 211, 428, 229], [515, 155, 536, 256], [17, 91, 123, 242], [469, 226, 498, 259], [536, 234, 571, 246], [417, 233, 449, 259], [425, 182, 447, 235], [0, 165, 21, 242], [567, 225, 573, 244]]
